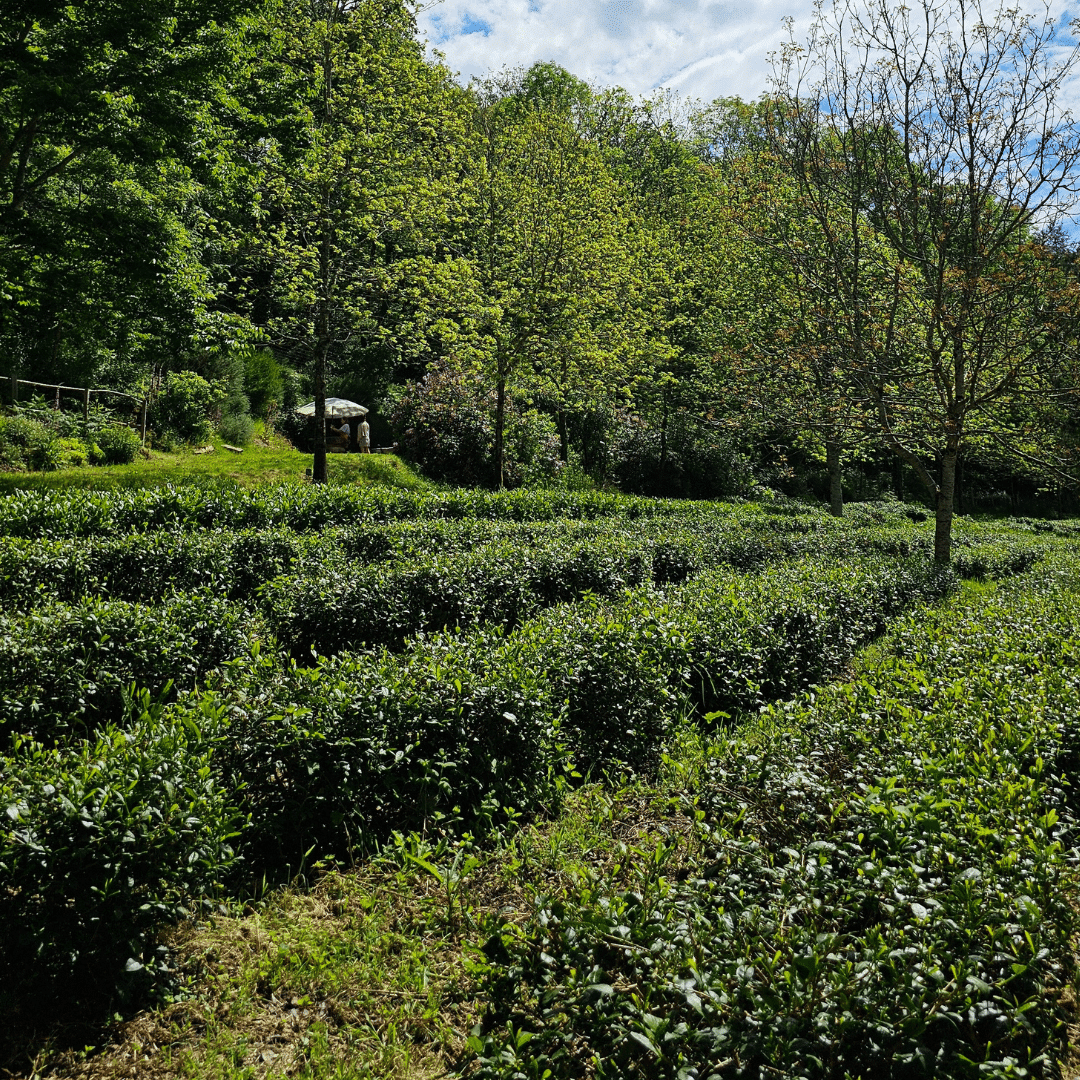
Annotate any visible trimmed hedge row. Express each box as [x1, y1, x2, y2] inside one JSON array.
[[0, 553, 954, 1010], [0, 593, 263, 744], [0, 520, 653, 609], [0, 483, 737, 540], [0, 513, 1044, 621], [0, 694, 240, 1017], [265, 525, 1041, 660], [0, 528, 322, 608], [0, 482, 1023, 543], [206, 554, 955, 870], [470, 559, 1080, 1079]]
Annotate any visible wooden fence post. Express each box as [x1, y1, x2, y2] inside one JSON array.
[[10, 377, 16, 405], [83, 387, 90, 426]]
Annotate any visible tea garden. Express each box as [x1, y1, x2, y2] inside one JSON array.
[[2, 482, 1079, 1078]]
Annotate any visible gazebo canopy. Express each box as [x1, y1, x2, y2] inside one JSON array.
[[296, 397, 368, 419]]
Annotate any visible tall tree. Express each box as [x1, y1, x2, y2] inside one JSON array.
[[242, 0, 465, 482], [0, 0, 257, 381], [770, 0, 1080, 560], [458, 77, 641, 488]]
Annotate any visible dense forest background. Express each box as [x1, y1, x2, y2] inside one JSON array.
[[3, 0, 1080, 520]]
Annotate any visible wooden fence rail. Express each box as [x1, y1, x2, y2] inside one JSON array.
[[8, 379, 148, 442]]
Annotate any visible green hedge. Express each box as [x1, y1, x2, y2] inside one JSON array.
[[0, 528, 323, 608], [0, 483, 728, 540], [262, 535, 655, 659], [262, 524, 1027, 661], [469, 559, 1080, 1079], [0, 694, 241, 1016], [0, 547, 957, 1015], [0, 593, 262, 744], [0, 515, 1043, 620], [200, 554, 955, 871]]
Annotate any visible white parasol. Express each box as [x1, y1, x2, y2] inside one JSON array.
[[296, 397, 369, 419]]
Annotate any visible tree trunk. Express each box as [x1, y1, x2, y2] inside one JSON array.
[[557, 410, 569, 463], [312, 32, 333, 488], [312, 339, 328, 484], [659, 399, 668, 473], [826, 438, 844, 517], [494, 369, 506, 490], [934, 443, 958, 564]]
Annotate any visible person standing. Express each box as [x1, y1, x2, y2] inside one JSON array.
[[360, 417, 371, 453]]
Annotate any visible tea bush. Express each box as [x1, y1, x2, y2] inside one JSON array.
[[469, 560, 1080, 1079], [189, 553, 955, 872], [262, 535, 657, 659], [0, 484, 1067, 1023], [0, 694, 241, 1017], [0, 593, 262, 743], [262, 525, 985, 663], [0, 528, 323, 609], [0, 483, 745, 540]]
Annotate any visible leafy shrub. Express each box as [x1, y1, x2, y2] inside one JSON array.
[[92, 423, 141, 465], [262, 523, 974, 662], [0, 413, 60, 471], [190, 552, 955, 874], [471, 559, 1080, 1080], [218, 409, 255, 446], [0, 695, 240, 1015], [8, 397, 84, 438], [261, 535, 655, 659], [243, 349, 285, 419], [0, 483, 696, 540], [0, 593, 262, 744], [503, 408, 563, 487], [612, 410, 754, 499], [208, 640, 567, 871], [57, 436, 88, 467], [952, 538, 1042, 580], [154, 371, 222, 445], [0, 527, 322, 610], [386, 359, 562, 488]]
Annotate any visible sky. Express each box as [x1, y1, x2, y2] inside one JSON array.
[[417, 0, 1079, 106]]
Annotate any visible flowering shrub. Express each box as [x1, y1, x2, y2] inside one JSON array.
[[386, 359, 561, 487]]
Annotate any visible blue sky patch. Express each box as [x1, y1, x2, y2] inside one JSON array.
[[461, 12, 492, 36]]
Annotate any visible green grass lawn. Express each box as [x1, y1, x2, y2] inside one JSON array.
[[0, 436, 432, 494]]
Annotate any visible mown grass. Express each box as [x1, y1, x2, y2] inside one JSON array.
[[0, 435, 432, 494]]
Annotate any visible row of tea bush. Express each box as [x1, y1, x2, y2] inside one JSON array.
[[470, 557, 1080, 1079], [263, 527, 1042, 660], [0, 592, 264, 744], [0, 512, 1044, 616], [3, 517, 1035, 747], [0, 483, 721, 539], [0, 481, 993, 540], [0, 553, 956, 1011]]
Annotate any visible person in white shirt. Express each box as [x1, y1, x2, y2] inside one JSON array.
[[360, 418, 371, 453]]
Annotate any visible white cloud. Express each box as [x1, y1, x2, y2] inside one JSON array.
[[418, 0, 812, 102], [418, 0, 1080, 109]]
